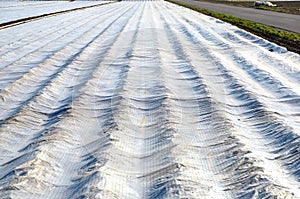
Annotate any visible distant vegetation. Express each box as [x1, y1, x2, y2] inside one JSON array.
[[181, 0, 300, 15], [166, 0, 300, 54], [255, 5, 280, 12]]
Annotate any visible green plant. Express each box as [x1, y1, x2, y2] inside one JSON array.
[[165, 0, 300, 53]]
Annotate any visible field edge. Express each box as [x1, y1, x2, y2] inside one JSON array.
[[165, 0, 300, 54]]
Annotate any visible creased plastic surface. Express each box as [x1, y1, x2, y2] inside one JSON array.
[[0, 1, 300, 198]]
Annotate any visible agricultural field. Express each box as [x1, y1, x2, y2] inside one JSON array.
[[0, 1, 299, 198], [0, 0, 111, 24]]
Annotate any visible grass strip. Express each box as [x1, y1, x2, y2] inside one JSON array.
[[255, 5, 280, 12], [166, 0, 300, 54]]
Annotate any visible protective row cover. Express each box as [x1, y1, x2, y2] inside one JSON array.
[[0, 1, 299, 198]]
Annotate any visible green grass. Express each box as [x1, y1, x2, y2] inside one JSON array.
[[254, 5, 300, 15], [165, 0, 300, 53], [255, 5, 280, 12]]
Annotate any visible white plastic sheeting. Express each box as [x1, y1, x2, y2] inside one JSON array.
[[0, 1, 299, 198], [0, 1, 111, 24]]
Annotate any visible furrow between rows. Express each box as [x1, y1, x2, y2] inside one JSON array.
[[0, 4, 132, 124], [161, 2, 300, 197]]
